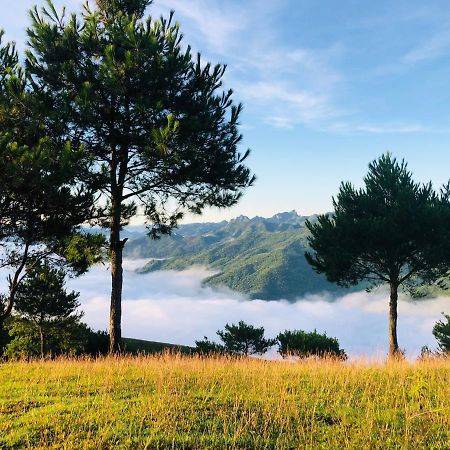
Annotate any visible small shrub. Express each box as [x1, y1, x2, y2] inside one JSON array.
[[277, 329, 346, 359], [195, 321, 276, 356], [194, 337, 226, 355]]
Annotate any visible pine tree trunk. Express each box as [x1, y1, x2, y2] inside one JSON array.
[[39, 326, 45, 359], [109, 194, 123, 354], [389, 281, 399, 358]]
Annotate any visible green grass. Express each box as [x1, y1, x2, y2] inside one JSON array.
[[0, 355, 449, 449]]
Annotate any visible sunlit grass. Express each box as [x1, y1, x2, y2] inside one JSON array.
[[0, 355, 449, 449]]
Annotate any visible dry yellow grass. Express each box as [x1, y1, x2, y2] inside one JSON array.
[[0, 355, 449, 449]]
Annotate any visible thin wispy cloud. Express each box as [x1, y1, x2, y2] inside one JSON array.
[[151, 0, 345, 131], [152, 0, 450, 134], [6, 0, 449, 135], [151, 0, 248, 55], [403, 29, 450, 65], [328, 122, 438, 135]]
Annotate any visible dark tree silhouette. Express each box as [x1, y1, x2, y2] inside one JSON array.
[[433, 314, 450, 353], [277, 329, 346, 359]]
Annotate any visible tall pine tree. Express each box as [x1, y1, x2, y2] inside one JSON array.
[[306, 154, 450, 358], [26, 0, 254, 352]]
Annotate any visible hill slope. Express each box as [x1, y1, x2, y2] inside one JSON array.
[[126, 211, 353, 300]]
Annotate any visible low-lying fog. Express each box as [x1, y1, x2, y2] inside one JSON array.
[[64, 259, 449, 357]]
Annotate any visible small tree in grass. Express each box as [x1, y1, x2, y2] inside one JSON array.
[[306, 154, 450, 358], [217, 321, 275, 356], [4, 315, 90, 359], [277, 329, 346, 359], [433, 314, 450, 354], [12, 262, 82, 358], [196, 321, 275, 356]]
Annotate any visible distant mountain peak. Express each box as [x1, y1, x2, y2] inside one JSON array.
[[270, 210, 300, 221], [230, 215, 250, 223]]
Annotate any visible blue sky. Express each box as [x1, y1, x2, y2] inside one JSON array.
[[4, 0, 450, 222]]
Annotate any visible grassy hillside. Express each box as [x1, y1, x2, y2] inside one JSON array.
[[0, 356, 449, 449], [122, 338, 193, 354], [135, 212, 353, 300]]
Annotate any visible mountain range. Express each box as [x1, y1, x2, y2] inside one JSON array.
[[124, 211, 358, 300]]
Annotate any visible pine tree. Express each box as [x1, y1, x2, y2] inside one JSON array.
[[306, 154, 450, 358], [26, 0, 254, 352], [0, 32, 104, 338], [433, 314, 450, 353], [216, 321, 275, 356], [13, 262, 81, 358]]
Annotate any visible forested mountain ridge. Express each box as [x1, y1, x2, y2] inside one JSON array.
[[124, 211, 354, 300]]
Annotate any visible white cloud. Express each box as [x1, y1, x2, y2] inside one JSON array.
[[151, 0, 248, 55], [327, 121, 450, 135], [151, 0, 344, 130], [63, 261, 450, 358], [240, 81, 332, 128]]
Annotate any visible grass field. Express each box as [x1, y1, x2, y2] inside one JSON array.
[[0, 355, 449, 449]]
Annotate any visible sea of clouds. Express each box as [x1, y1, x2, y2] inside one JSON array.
[[61, 259, 450, 358]]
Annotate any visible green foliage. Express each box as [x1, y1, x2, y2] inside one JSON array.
[[61, 233, 106, 276], [216, 321, 275, 356], [305, 153, 450, 356], [85, 329, 110, 356], [433, 314, 450, 353], [4, 316, 89, 359], [0, 31, 104, 325], [305, 153, 450, 289], [194, 337, 225, 355], [96, 0, 152, 19], [196, 321, 275, 356], [11, 262, 83, 357], [15, 262, 81, 324], [277, 329, 346, 359]]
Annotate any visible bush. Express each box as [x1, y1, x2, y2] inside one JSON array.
[[217, 321, 276, 356], [277, 329, 346, 359], [85, 329, 110, 356], [194, 337, 226, 355], [3, 316, 109, 359]]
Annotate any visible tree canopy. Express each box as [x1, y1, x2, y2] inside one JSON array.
[[13, 262, 81, 358]]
